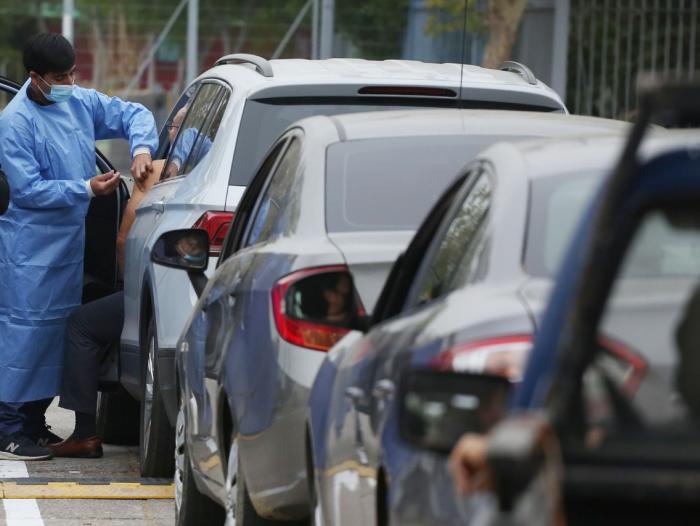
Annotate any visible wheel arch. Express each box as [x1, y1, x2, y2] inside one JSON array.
[[138, 274, 154, 352]]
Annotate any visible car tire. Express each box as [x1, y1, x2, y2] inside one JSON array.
[[96, 387, 139, 445], [139, 317, 175, 477], [175, 396, 224, 526]]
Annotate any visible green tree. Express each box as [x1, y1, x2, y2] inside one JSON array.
[[424, 0, 527, 67]]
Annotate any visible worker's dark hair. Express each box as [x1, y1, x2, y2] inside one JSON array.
[[23, 33, 75, 76]]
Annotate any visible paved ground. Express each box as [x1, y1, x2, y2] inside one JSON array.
[[0, 399, 174, 526]]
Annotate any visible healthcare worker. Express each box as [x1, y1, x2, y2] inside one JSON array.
[[0, 33, 158, 461]]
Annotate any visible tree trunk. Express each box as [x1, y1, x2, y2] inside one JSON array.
[[481, 0, 527, 69]]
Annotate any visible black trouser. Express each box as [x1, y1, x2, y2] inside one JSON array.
[[0, 398, 53, 437], [59, 291, 124, 415]]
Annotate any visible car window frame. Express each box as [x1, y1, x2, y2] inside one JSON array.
[[217, 136, 290, 264], [157, 79, 232, 184], [241, 129, 304, 248], [153, 83, 200, 162], [370, 170, 472, 325], [403, 162, 494, 310]]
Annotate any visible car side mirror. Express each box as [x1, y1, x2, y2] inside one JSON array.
[[398, 368, 511, 454], [151, 228, 209, 297], [0, 170, 9, 215], [486, 412, 552, 512]]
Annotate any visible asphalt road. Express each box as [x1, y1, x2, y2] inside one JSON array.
[[0, 399, 174, 526]]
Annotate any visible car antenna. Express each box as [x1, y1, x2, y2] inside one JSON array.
[[458, 0, 469, 108]]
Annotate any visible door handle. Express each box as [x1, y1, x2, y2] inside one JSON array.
[[344, 386, 365, 405], [151, 200, 165, 213], [371, 379, 395, 400]]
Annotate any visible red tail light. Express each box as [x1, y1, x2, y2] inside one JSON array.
[[192, 211, 234, 256], [271, 265, 365, 352], [597, 335, 647, 394], [430, 333, 646, 390], [430, 335, 533, 382]]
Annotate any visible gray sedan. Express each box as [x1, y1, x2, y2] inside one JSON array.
[[160, 109, 627, 526]]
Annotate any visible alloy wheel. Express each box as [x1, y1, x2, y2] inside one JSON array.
[[142, 335, 156, 455], [174, 398, 186, 515], [224, 440, 238, 526]]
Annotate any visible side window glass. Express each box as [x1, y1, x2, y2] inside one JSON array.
[[408, 171, 493, 307], [180, 89, 229, 175], [245, 138, 302, 247], [161, 83, 223, 181], [219, 140, 287, 261], [155, 84, 197, 161], [573, 206, 700, 453]]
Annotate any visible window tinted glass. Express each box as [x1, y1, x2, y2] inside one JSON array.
[[231, 99, 526, 187], [161, 83, 225, 181], [155, 84, 197, 161], [219, 140, 287, 261], [246, 138, 302, 246], [326, 136, 506, 233], [525, 172, 602, 277], [409, 171, 493, 306]]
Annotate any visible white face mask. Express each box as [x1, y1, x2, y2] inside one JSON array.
[[37, 75, 75, 103]]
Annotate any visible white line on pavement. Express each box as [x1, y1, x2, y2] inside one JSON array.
[[0, 460, 29, 478], [3, 499, 45, 526], [0, 460, 45, 526]]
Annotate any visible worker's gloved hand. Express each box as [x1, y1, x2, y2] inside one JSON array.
[[89, 170, 121, 197], [131, 152, 153, 191]]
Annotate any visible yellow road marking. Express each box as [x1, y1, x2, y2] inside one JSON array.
[[0, 482, 174, 500], [322, 460, 376, 479]]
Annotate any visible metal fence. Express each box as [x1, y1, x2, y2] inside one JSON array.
[[568, 0, 700, 120]]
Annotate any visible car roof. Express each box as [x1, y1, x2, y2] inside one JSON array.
[[478, 128, 700, 181], [203, 58, 566, 111], [294, 108, 628, 143]]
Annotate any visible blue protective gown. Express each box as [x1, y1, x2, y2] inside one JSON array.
[[0, 80, 157, 402]]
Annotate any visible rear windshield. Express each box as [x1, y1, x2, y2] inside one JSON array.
[[525, 172, 602, 277], [229, 97, 558, 186], [325, 135, 522, 233]]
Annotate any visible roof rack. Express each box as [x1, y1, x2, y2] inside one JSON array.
[[499, 61, 537, 85], [215, 53, 274, 78]]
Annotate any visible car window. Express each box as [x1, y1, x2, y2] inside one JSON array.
[[229, 98, 549, 188], [570, 206, 700, 457], [407, 169, 493, 307], [219, 139, 288, 262], [525, 172, 603, 277], [325, 136, 510, 234], [245, 137, 303, 247], [160, 83, 227, 181], [154, 84, 197, 162]]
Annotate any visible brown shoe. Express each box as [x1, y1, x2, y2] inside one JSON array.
[[49, 435, 103, 458]]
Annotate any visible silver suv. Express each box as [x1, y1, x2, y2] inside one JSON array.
[[113, 54, 567, 476]]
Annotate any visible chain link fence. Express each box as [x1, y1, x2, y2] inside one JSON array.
[[568, 0, 700, 120]]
